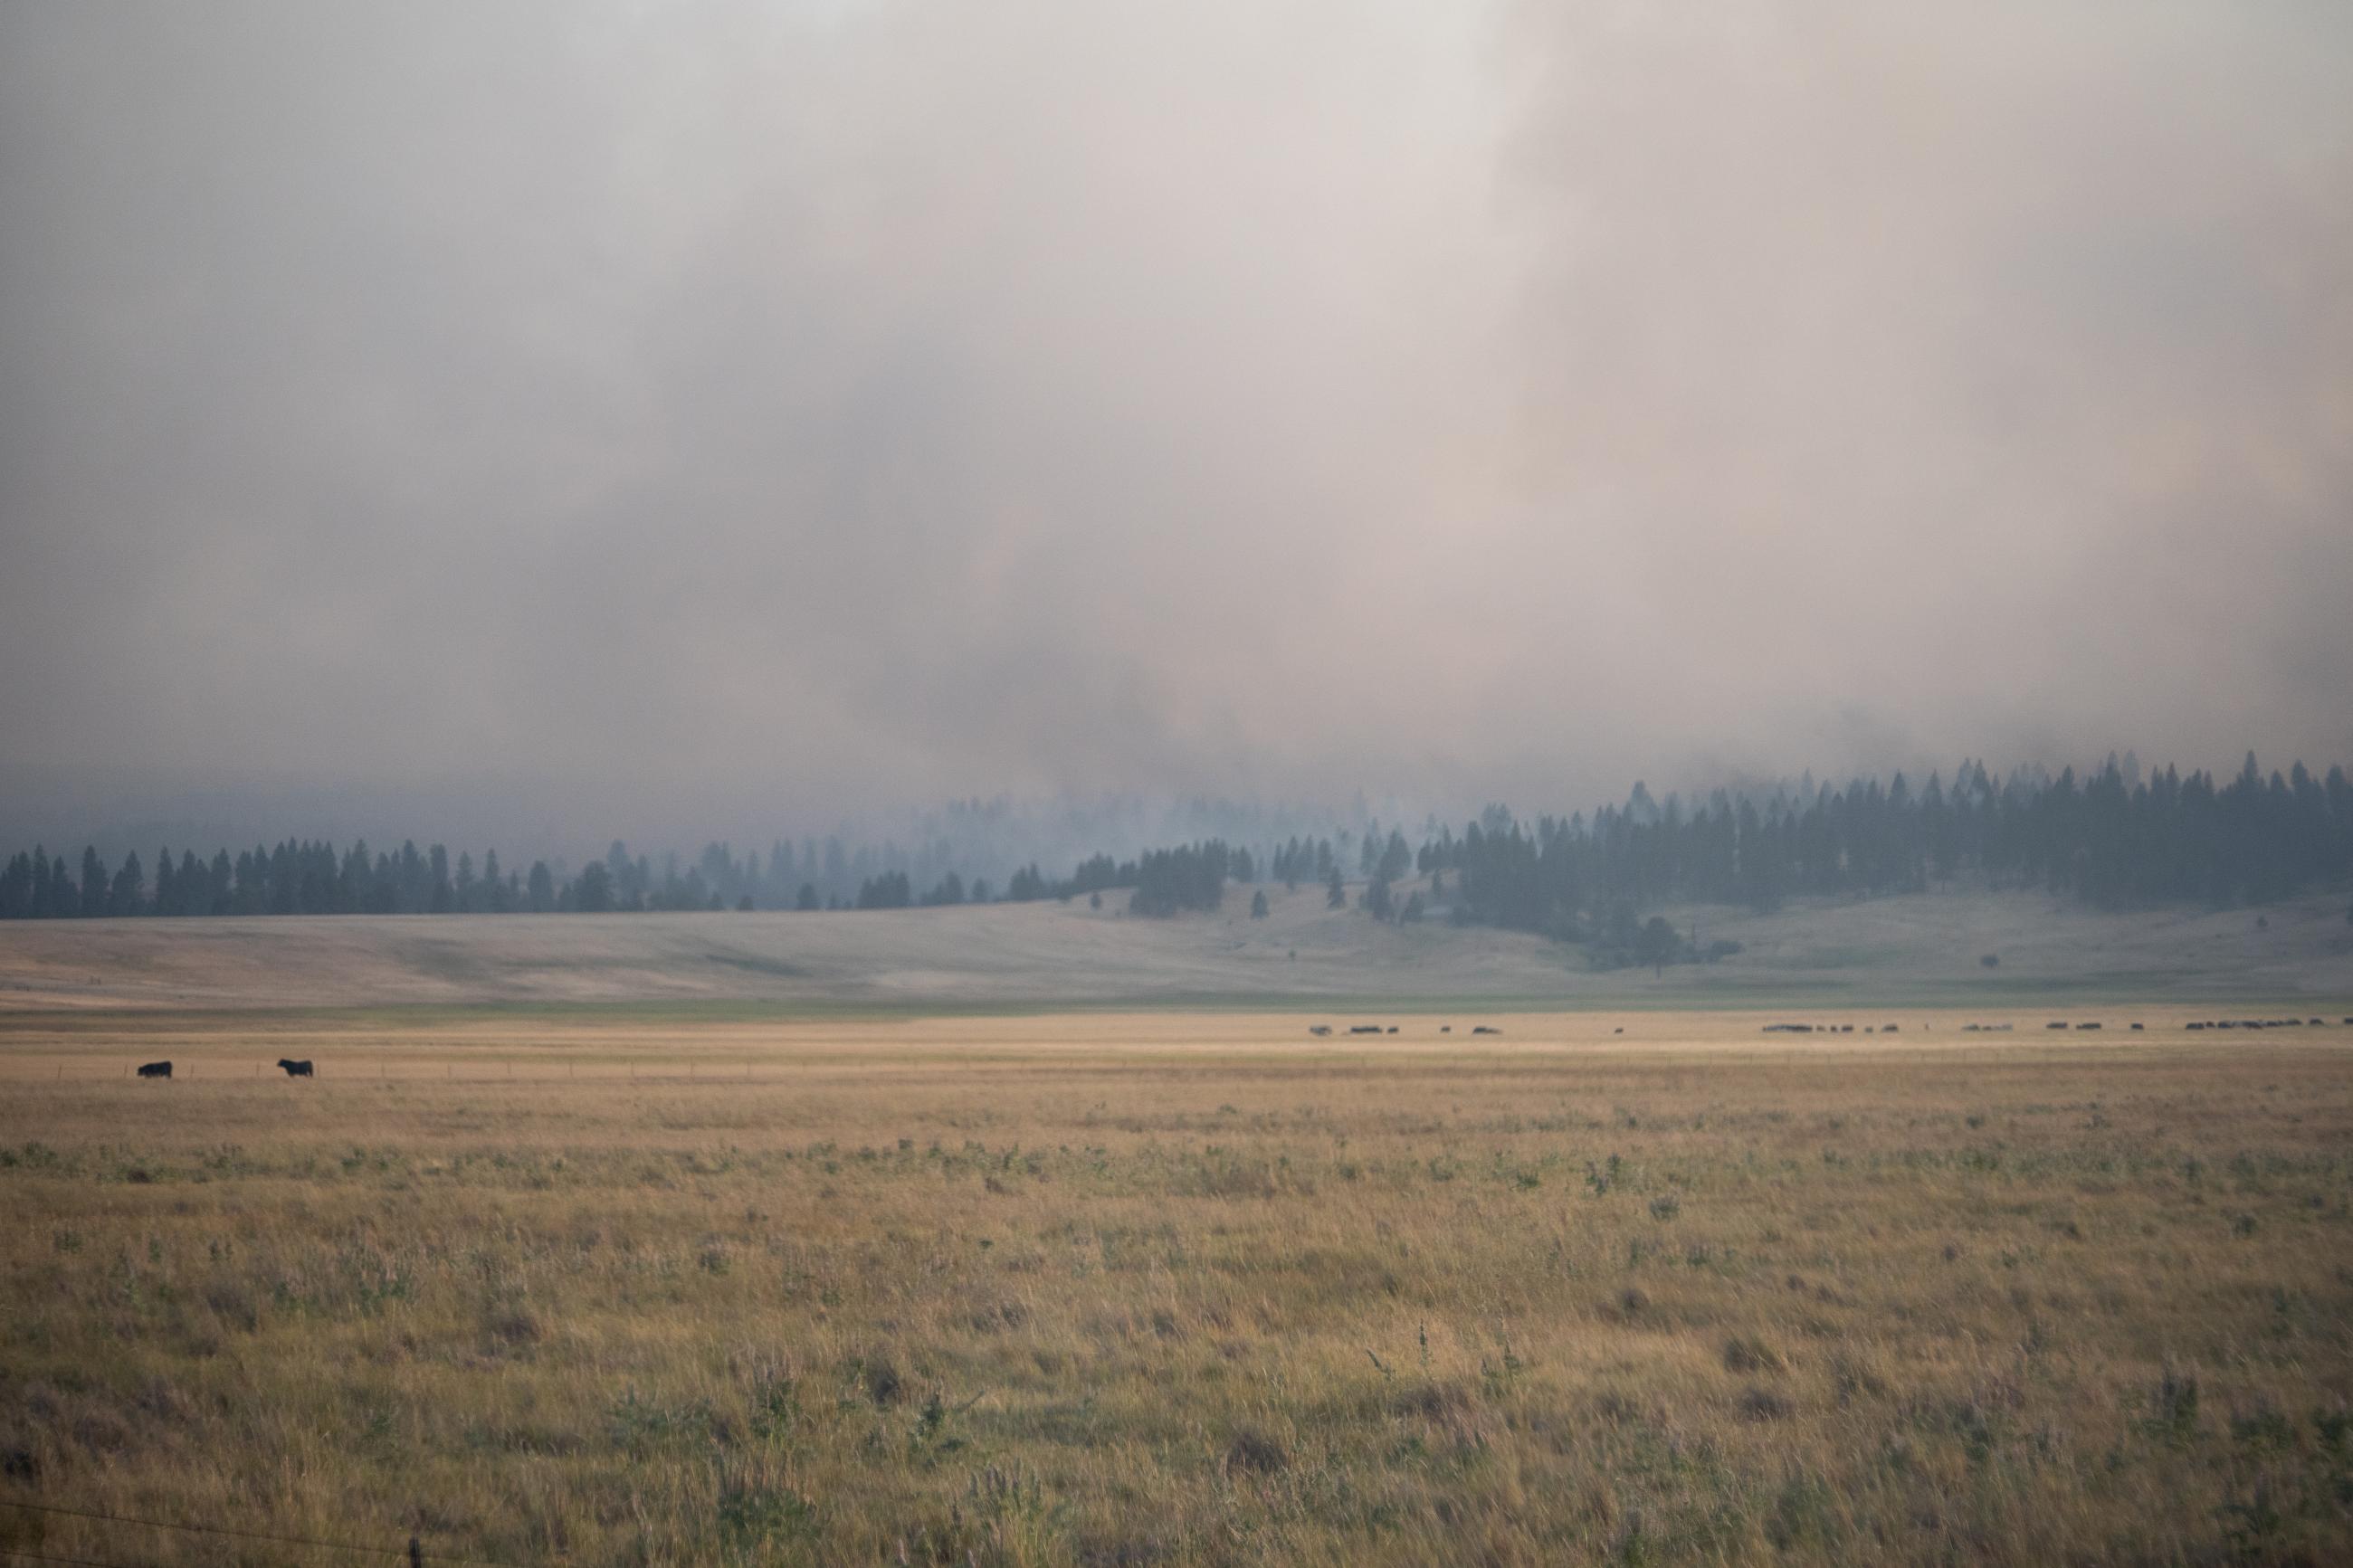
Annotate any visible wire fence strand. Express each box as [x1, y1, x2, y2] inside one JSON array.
[[2, 1548, 146, 1568], [0, 1499, 513, 1567]]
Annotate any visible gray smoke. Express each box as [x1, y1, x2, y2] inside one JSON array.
[[4, 1, 2348, 853]]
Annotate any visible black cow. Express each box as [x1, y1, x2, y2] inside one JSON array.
[[277, 1059, 314, 1078], [137, 1060, 171, 1079]]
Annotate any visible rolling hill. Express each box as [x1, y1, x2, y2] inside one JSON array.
[[1, 880, 2348, 1012]]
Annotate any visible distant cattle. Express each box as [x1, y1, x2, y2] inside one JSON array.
[[1472, 1026, 1500, 1035], [277, 1059, 314, 1078], [1309, 1025, 1331, 1036], [2129, 1023, 2144, 1031], [1349, 1025, 1383, 1035], [137, 1060, 171, 1079]]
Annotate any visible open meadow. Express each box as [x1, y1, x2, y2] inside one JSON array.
[[4, 1006, 2352, 1565]]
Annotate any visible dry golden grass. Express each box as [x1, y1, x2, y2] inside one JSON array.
[[3, 1008, 2351, 1565]]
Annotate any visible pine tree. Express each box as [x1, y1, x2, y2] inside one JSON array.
[[109, 851, 145, 916]]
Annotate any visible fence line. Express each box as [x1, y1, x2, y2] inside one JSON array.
[[1, 1546, 143, 1568], [0, 1498, 509, 1566]]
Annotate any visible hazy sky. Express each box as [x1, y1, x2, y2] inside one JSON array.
[[4, 1, 2349, 848]]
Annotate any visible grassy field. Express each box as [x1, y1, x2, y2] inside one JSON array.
[[4, 1007, 2352, 1565]]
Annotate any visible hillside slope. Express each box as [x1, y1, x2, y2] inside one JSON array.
[[0, 883, 2348, 1012]]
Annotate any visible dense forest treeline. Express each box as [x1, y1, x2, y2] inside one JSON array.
[[0, 832, 1258, 921], [4, 755, 2348, 934], [1409, 753, 2353, 965]]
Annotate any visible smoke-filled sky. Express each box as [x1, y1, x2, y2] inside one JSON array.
[[4, 1, 2349, 850]]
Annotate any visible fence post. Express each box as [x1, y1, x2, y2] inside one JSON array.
[[409, 1536, 424, 1568]]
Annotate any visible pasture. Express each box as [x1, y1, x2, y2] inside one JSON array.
[[3, 1007, 2351, 1564]]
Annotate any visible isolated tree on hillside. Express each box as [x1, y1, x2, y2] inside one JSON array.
[[1325, 865, 1346, 909], [1251, 889, 1269, 919], [1636, 916, 1679, 975]]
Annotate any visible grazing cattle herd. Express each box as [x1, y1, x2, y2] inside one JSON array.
[[1769, 1017, 2352, 1036], [134, 1058, 319, 1079], [116, 1012, 2353, 1079]]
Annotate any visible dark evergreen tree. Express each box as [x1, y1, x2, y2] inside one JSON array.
[[109, 851, 144, 916], [575, 861, 614, 912]]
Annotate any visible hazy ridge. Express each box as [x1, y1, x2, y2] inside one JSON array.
[[3, 883, 2348, 1013]]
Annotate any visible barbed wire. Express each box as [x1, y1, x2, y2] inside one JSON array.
[[2, 1547, 144, 1568], [0, 1499, 514, 1567]]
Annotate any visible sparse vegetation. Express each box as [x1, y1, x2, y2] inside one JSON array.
[[2, 1009, 2350, 1564]]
